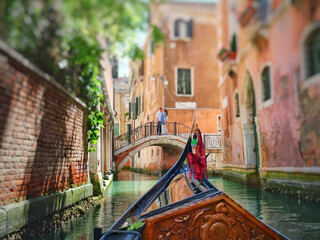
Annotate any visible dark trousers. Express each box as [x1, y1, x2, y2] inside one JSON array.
[[157, 122, 161, 135]]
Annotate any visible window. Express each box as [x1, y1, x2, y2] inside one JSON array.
[[125, 94, 130, 109], [176, 68, 192, 96], [261, 66, 271, 102], [234, 92, 240, 118], [305, 28, 320, 78], [174, 19, 193, 39], [151, 150, 154, 157], [157, 149, 159, 156], [217, 115, 221, 132], [114, 124, 119, 136], [138, 151, 140, 158]]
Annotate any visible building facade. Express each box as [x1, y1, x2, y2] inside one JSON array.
[[218, 0, 320, 199], [125, 1, 223, 172], [114, 77, 130, 136]]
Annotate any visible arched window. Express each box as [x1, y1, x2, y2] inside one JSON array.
[[261, 66, 271, 102], [234, 92, 240, 118], [305, 28, 320, 78]]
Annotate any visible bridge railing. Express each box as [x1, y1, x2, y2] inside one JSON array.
[[114, 122, 191, 151]]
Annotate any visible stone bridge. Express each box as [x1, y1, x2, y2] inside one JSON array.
[[114, 135, 188, 171]]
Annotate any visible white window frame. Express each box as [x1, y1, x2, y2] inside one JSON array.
[[170, 16, 192, 41], [259, 62, 273, 109], [175, 67, 194, 97], [300, 22, 320, 89]]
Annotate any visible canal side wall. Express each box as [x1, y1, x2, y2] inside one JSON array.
[[0, 41, 93, 237], [217, 1, 320, 200]]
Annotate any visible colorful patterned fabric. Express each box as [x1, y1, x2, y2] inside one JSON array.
[[187, 129, 207, 181]]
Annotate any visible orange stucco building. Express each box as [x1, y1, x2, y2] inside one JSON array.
[[126, 1, 223, 172], [218, 0, 320, 199], [134, 1, 221, 133]]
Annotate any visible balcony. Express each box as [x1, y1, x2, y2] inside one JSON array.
[[239, 0, 272, 28], [203, 133, 222, 151]]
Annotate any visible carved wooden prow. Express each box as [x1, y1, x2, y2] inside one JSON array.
[[142, 193, 286, 240]]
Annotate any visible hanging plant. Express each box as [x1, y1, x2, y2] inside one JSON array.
[[217, 48, 230, 61]]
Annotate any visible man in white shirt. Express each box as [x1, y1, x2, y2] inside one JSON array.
[[156, 107, 163, 135]]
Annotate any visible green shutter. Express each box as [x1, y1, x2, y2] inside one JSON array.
[[187, 19, 193, 38], [135, 97, 139, 116], [129, 102, 131, 119], [132, 101, 137, 120]]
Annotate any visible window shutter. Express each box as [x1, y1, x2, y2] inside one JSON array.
[[187, 19, 193, 38], [132, 101, 136, 120], [262, 67, 271, 101], [128, 102, 131, 119], [174, 19, 180, 37], [138, 96, 141, 115], [135, 97, 139, 116]]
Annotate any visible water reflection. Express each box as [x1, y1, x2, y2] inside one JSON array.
[[210, 178, 320, 240], [40, 171, 158, 240], [41, 173, 320, 240]]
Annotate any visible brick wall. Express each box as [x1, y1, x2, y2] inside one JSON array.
[[0, 43, 88, 205]]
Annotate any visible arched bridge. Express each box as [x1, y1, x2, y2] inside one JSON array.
[[114, 122, 191, 171]]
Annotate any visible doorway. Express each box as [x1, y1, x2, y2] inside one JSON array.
[[242, 72, 260, 173]]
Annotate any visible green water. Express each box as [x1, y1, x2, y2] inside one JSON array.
[[41, 172, 320, 240]]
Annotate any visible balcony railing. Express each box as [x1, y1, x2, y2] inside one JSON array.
[[240, 0, 272, 28], [203, 133, 222, 150]]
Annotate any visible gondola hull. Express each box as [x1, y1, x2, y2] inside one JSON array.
[[97, 138, 289, 240]]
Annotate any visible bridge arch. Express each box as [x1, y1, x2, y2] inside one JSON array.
[[115, 135, 188, 171]]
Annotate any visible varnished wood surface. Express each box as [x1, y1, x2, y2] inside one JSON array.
[[142, 193, 286, 240], [146, 173, 194, 213]]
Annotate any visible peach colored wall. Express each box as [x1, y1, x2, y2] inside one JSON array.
[[167, 109, 220, 134], [135, 2, 221, 133], [161, 4, 220, 109]]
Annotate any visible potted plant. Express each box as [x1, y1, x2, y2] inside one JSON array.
[[229, 34, 237, 60], [217, 48, 230, 61]]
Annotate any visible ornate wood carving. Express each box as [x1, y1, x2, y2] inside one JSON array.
[[144, 194, 284, 240]]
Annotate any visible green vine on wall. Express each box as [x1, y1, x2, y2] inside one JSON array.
[[1, 0, 149, 152], [68, 36, 105, 152]]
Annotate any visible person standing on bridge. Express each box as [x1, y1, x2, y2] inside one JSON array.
[[156, 107, 163, 135], [162, 109, 168, 135]]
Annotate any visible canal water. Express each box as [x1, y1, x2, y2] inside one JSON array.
[[41, 171, 320, 240]]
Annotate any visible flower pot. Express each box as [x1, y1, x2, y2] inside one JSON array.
[[230, 51, 237, 60], [220, 51, 230, 61]]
